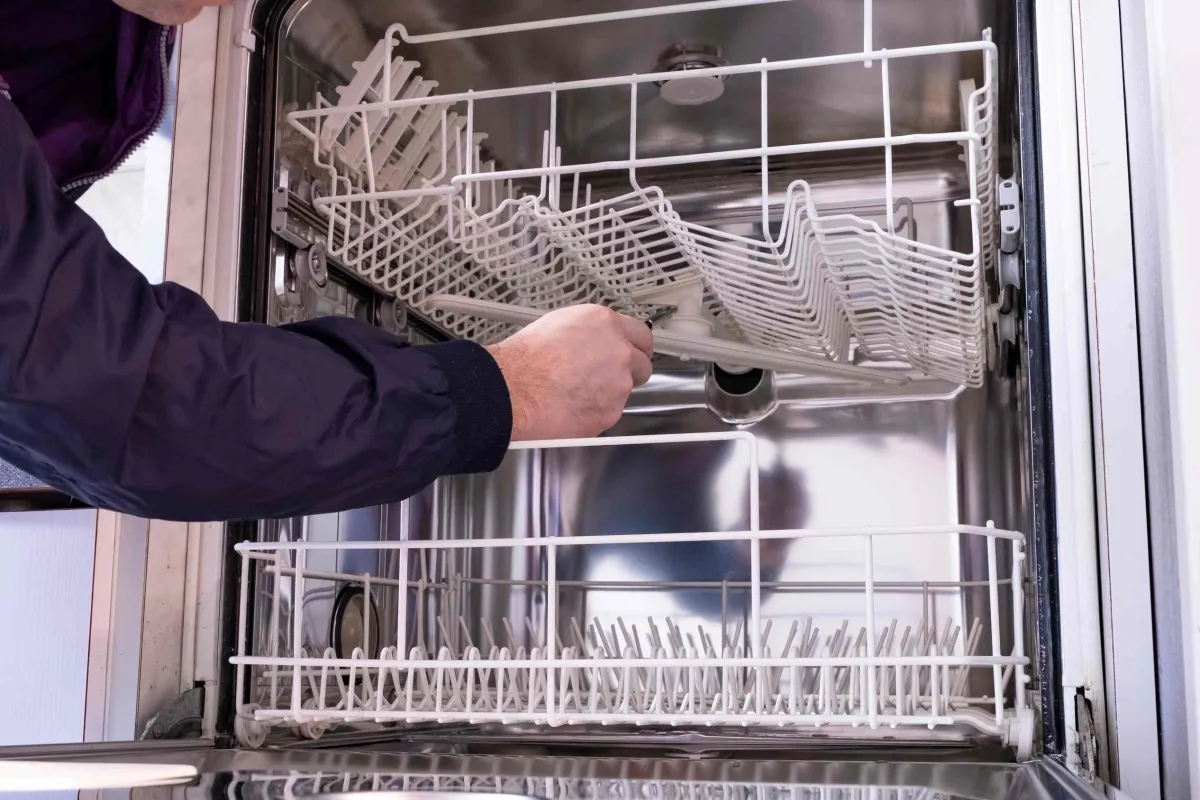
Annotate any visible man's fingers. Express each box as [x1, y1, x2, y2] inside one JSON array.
[[629, 347, 653, 387], [617, 313, 655, 358]]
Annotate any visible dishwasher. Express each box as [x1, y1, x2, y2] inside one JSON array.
[[4, 0, 1171, 798]]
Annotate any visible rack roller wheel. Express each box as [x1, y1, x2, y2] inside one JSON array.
[[234, 705, 268, 748]]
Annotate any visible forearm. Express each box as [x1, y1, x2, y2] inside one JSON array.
[[0, 93, 511, 521]]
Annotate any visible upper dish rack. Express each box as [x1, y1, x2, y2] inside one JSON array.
[[285, 1, 998, 386]]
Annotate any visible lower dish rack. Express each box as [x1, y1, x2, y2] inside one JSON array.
[[231, 433, 1033, 755]]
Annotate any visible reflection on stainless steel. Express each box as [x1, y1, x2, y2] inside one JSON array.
[[256, 777, 960, 800], [313, 795, 538, 800], [8, 744, 1108, 798], [144, 750, 1104, 800]]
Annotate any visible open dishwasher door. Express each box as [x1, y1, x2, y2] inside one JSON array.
[[100, 0, 1164, 798], [0, 746, 1123, 798]]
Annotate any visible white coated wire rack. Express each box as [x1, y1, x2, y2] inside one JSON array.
[[232, 433, 1032, 751], [285, 0, 998, 386], [236, 770, 954, 800]]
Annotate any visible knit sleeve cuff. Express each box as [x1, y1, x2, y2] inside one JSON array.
[[424, 339, 513, 474]]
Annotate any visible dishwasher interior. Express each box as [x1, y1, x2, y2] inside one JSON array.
[[231, 0, 1045, 763]]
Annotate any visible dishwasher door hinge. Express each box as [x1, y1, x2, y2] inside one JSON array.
[[140, 686, 205, 741], [1073, 690, 1100, 780], [991, 175, 1022, 377]]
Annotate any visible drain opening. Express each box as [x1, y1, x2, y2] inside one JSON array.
[[713, 365, 766, 396]]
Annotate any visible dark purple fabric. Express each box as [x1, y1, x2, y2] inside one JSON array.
[[0, 91, 513, 520], [0, 3, 514, 520], [0, 0, 168, 188]]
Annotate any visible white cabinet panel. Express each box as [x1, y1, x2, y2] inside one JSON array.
[[0, 510, 97, 745]]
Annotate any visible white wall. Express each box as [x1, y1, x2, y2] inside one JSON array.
[[0, 511, 98, 745], [1143, 0, 1200, 795], [76, 132, 171, 285]]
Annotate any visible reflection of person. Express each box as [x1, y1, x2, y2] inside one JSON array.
[[564, 442, 807, 617], [0, 0, 652, 521]]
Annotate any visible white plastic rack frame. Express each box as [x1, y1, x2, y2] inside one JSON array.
[[285, 0, 998, 386], [232, 433, 1033, 753]]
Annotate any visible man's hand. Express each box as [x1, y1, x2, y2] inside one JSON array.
[[485, 305, 654, 441]]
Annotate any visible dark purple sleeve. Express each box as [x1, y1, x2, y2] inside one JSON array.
[[0, 94, 511, 521]]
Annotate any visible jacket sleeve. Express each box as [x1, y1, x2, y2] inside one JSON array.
[[0, 94, 512, 522]]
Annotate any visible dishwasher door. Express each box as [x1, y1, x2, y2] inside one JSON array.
[[0, 744, 1122, 799], [95, 0, 1168, 796]]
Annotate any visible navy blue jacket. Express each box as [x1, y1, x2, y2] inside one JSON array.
[[0, 4, 512, 521]]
